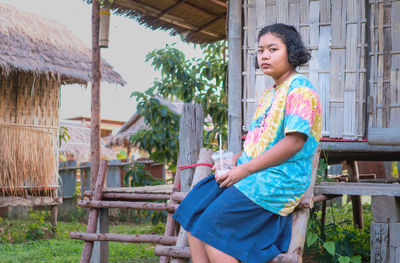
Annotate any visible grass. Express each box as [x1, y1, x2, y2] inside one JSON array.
[[0, 216, 161, 263]]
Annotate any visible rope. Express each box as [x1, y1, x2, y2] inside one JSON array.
[[179, 163, 213, 170]]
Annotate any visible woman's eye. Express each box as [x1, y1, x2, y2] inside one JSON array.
[[257, 49, 263, 54], [269, 48, 276, 52]]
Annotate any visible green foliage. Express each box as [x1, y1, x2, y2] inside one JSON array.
[[116, 150, 128, 160], [305, 202, 371, 263], [124, 163, 162, 187], [58, 126, 70, 147], [130, 41, 228, 170], [0, 220, 158, 262]]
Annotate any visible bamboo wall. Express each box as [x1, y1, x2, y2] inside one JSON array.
[[368, 0, 400, 129], [0, 72, 60, 195], [242, 0, 368, 140]]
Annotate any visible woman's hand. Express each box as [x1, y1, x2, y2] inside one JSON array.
[[216, 164, 249, 188]]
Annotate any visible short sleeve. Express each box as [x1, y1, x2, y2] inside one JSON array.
[[284, 87, 320, 138]]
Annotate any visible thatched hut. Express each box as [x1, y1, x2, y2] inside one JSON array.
[[59, 120, 116, 163], [0, 3, 125, 196]]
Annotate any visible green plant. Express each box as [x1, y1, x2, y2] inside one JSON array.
[[130, 41, 228, 172], [58, 126, 70, 147], [305, 202, 371, 263]]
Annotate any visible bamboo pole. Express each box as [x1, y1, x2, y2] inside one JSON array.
[[79, 160, 108, 263], [78, 200, 178, 212], [70, 233, 177, 245], [90, 0, 101, 189], [227, 0, 242, 153]]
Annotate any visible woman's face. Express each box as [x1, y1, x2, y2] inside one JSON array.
[[257, 33, 293, 79]]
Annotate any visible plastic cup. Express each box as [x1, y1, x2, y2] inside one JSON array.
[[211, 150, 233, 178]]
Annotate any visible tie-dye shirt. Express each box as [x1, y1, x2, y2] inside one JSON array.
[[234, 73, 322, 216]]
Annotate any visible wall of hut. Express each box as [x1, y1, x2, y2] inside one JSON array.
[[0, 71, 60, 195], [242, 0, 400, 141]]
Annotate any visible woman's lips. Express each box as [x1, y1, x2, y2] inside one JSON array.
[[261, 63, 271, 69]]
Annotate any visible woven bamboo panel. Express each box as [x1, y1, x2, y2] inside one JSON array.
[[242, 0, 367, 140], [368, 0, 400, 129], [0, 72, 61, 195]]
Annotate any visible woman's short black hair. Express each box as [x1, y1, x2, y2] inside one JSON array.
[[256, 23, 311, 68]]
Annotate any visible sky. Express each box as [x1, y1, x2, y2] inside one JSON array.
[[0, 0, 202, 122]]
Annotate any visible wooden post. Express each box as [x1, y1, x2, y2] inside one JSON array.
[[160, 157, 182, 263], [90, 0, 101, 189], [99, 208, 109, 263], [80, 160, 108, 263], [178, 103, 204, 192], [170, 148, 213, 263], [347, 161, 364, 229], [50, 205, 58, 227], [285, 148, 321, 260]]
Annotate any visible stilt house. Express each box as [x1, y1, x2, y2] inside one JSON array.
[[0, 3, 125, 199]]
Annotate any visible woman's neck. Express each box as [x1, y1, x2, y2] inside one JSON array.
[[273, 69, 297, 87]]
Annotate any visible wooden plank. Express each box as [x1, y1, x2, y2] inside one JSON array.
[[389, 223, 400, 263], [314, 182, 400, 196], [104, 184, 173, 194], [372, 196, 400, 223], [368, 128, 400, 145], [371, 223, 389, 263], [0, 196, 62, 207], [382, 0, 392, 128]]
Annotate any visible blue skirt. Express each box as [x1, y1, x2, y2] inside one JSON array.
[[173, 175, 292, 263]]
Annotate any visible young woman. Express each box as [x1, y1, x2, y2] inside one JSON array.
[[173, 23, 322, 263]]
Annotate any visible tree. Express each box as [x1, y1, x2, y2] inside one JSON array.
[[130, 41, 228, 171]]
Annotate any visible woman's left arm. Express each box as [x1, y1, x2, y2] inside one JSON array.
[[217, 132, 307, 187]]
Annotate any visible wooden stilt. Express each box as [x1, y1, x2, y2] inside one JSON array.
[[79, 160, 108, 263], [347, 160, 364, 229]]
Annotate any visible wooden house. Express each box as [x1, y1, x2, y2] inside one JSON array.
[[102, 0, 400, 161], [0, 3, 125, 199]]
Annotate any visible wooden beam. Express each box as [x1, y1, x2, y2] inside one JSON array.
[[0, 196, 62, 207], [154, 245, 191, 258], [85, 191, 171, 201], [113, 0, 222, 38], [315, 182, 400, 196], [78, 200, 179, 212], [320, 141, 400, 161], [156, 0, 186, 19], [70, 232, 177, 245], [204, 0, 227, 8]]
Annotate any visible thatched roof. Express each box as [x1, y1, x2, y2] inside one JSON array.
[[0, 3, 125, 85], [59, 120, 116, 162], [106, 96, 183, 147], [87, 0, 227, 44]]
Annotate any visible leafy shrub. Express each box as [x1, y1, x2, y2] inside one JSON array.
[[305, 201, 371, 263]]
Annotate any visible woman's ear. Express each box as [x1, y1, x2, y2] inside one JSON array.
[[254, 54, 259, 69]]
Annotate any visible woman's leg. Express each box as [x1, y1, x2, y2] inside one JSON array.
[[188, 233, 210, 263], [204, 243, 239, 263]]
